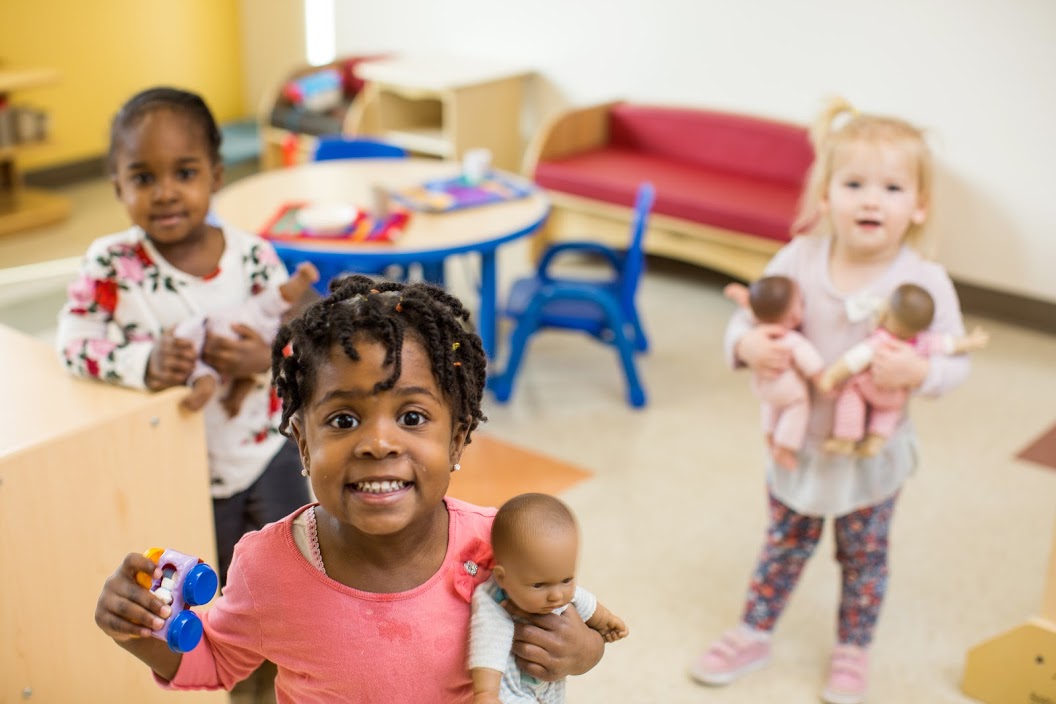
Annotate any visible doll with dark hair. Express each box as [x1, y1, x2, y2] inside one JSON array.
[[818, 283, 989, 457], [724, 276, 824, 470]]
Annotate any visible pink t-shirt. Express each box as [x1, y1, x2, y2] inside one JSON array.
[[164, 497, 496, 703]]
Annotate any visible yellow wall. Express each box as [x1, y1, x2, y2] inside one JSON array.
[[0, 0, 245, 170]]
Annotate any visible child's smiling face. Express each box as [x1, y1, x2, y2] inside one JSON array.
[[111, 108, 221, 249], [291, 335, 465, 538], [823, 142, 927, 264]]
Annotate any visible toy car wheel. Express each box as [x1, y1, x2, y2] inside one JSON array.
[[182, 563, 219, 607], [166, 611, 204, 653]]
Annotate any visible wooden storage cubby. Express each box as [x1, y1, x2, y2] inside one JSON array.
[[0, 68, 71, 236]]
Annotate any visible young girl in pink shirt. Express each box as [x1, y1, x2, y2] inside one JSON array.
[[93, 276, 605, 702], [691, 98, 973, 704]]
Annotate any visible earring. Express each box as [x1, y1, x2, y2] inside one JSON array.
[[301, 467, 310, 477], [451, 463, 461, 473]]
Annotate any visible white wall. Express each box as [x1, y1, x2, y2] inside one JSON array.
[[329, 0, 1056, 303]]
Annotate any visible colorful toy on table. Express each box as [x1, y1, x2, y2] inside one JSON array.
[[135, 547, 218, 653], [817, 283, 990, 457], [390, 170, 534, 213], [259, 201, 410, 245]]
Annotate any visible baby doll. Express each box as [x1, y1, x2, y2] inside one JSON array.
[[724, 276, 824, 470], [176, 261, 319, 415], [470, 493, 628, 704], [818, 283, 989, 457]]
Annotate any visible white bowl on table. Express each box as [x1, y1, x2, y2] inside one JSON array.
[[296, 203, 359, 236]]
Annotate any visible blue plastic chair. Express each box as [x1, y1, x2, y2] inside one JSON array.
[[313, 135, 408, 161], [276, 136, 410, 294], [490, 182, 655, 408]]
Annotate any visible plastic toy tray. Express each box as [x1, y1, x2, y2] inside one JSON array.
[[258, 202, 409, 245], [390, 172, 535, 213]]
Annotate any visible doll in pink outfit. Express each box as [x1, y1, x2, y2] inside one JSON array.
[[175, 261, 319, 415], [818, 282, 989, 457], [725, 276, 824, 470]]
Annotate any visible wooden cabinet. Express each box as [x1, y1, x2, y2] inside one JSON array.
[[351, 56, 531, 172], [0, 68, 72, 236], [0, 325, 224, 702]]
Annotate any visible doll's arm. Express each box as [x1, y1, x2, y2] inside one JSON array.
[[817, 340, 874, 392], [723, 282, 751, 310], [585, 601, 629, 643], [471, 668, 503, 704], [947, 326, 990, 354], [469, 583, 514, 700], [817, 358, 853, 393]]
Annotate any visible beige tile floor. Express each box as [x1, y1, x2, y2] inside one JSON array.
[[3, 176, 1056, 703]]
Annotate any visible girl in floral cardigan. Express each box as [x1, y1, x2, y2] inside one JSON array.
[[56, 87, 309, 586]]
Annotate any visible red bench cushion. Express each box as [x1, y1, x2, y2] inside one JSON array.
[[535, 147, 801, 242], [608, 104, 813, 186]]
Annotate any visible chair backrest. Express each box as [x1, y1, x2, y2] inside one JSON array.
[[313, 136, 408, 161], [620, 182, 655, 309]]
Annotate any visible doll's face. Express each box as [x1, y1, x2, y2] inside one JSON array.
[[494, 529, 578, 615]]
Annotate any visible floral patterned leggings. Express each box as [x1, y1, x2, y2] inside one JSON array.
[[741, 491, 898, 647]]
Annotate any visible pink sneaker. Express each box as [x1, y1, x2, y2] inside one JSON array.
[[821, 644, 869, 704], [689, 627, 772, 686]]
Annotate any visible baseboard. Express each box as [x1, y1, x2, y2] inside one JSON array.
[[954, 280, 1056, 335], [647, 257, 1055, 336], [25, 157, 108, 188], [26, 152, 260, 189]]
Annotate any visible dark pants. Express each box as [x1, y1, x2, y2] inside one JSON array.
[[213, 439, 309, 586]]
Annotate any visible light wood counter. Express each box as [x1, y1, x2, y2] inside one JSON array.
[[0, 325, 223, 701]]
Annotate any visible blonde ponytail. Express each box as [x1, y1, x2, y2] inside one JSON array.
[[809, 96, 858, 150]]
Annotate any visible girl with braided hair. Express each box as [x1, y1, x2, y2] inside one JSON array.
[[94, 275, 606, 702]]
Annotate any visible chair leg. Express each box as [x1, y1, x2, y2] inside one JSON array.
[[628, 308, 649, 353], [613, 327, 646, 407], [421, 261, 445, 287], [598, 301, 646, 408], [490, 299, 546, 403]]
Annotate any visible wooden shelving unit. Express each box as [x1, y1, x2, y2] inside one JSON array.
[[352, 56, 530, 171], [0, 68, 71, 237]]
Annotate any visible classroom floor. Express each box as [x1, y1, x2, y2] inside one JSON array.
[[3, 174, 1055, 703]]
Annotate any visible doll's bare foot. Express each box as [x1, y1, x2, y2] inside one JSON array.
[[823, 437, 856, 455], [772, 445, 799, 470], [222, 377, 256, 418], [856, 434, 887, 457], [279, 262, 321, 304], [181, 375, 217, 412]]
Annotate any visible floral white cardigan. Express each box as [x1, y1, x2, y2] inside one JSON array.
[[55, 225, 289, 498]]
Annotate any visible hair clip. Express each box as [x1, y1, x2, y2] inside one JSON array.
[[395, 300, 403, 313], [453, 361, 462, 367], [452, 342, 460, 351]]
